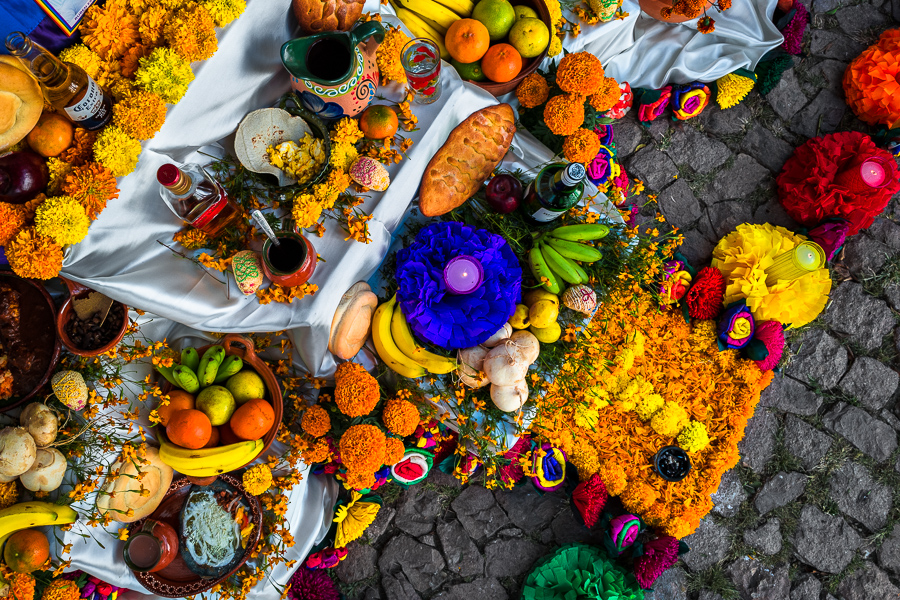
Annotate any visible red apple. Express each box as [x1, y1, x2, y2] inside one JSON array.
[[484, 174, 523, 214], [0, 151, 48, 204]]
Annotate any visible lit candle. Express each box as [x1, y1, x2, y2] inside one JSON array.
[[764, 241, 826, 285], [860, 160, 887, 188], [443, 255, 484, 295]]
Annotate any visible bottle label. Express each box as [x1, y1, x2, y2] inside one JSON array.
[[63, 76, 109, 128], [191, 195, 228, 230], [530, 207, 563, 222]]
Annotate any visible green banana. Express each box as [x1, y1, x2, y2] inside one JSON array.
[[529, 245, 562, 294], [155, 364, 178, 387], [213, 355, 243, 383], [549, 224, 610, 242], [570, 259, 589, 283], [540, 242, 584, 285], [173, 365, 200, 393], [181, 347, 200, 373], [198, 346, 226, 387], [545, 237, 603, 262]]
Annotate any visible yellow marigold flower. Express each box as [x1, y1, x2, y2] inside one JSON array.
[[340, 424, 386, 474], [516, 72, 550, 109], [716, 72, 754, 109], [634, 392, 664, 421], [135, 47, 195, 104], [544, 0, 562, 26], [331, 141, 359, 174], [384, 437, 405, 465], [6, 227, 62, 280], [60, 129, 98, 167], [556, 52, 605, 96], [39, 578, 79, 600], [382, 396, 420, 437], [650, 401, 689, 438], [164, 5, 219, 62], [334, 362, 380, 417], [62, 162, 119, 220], [543, 94, 585, 136], [599, 463, 627, 496], [677, 421, 710, 453], [330, 117, 364, 144], [292, 193, 324, 229], [107, 76, 137, 101], [301, 405, 331, 437], [548, 35, 562, 57], [0, 204, 25, 246], [127, 0, 155, 14], [242, 464, 273, 496], [81, 0, 140, 59], [113, 90, 167, 140], [120, 44, 153, 79], [562, 128, 601, 163], [203, 0, 246, 26], [139, 4, 172, 45], [0, 481, 17, 509], [46, 157, 73, 195], [376, 26, 410, 84], [58, 44, 102, 79], [172, 228, 209, 249], [93, 125, 142, 177], [589, 77, 621, 112], [35, 196, 90, 246]]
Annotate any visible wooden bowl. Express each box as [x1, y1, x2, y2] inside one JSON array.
[[161, 334, 283, 485], [127, 475, 263, 598], [56, 277, 129, 357], [0, 272, 61, 412], [467, 0, 552, 97]]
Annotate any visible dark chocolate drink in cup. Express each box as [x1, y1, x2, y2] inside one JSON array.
[[266, 235, 306, 273]]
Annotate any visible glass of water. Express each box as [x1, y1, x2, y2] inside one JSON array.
[[401, 38, 442, 104]]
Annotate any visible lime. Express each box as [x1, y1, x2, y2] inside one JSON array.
[[472, 0, 517, 41], [451, 58, 487, 81]]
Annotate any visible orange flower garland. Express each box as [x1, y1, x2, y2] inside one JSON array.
[[382, 394, 420, 437], [333, 362, 380, 417], [843, 29, 900, 129], [339, 424, 386, 475], [516, 73, 550, 109], [301, 405, 331, 437], [555, 52, 604, 96], [543, 94, 585, 136], [62, 162, 119, 220], [562, 128, 601, 164]]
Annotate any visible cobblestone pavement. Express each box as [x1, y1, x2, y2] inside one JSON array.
[[338, 2, 900, 598]]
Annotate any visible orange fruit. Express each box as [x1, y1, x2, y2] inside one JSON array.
[[219, 421, 242, 445], [445, 19, 490, 64], [155, 390, 195, 427], [26, 112, 74, 158], [481, 44, 523, 83], [166, 409, 212, 450], [229, 398, 275, 441], [359, 105, 399, 139], [4, 529, 49, 573], [203, 426, 221, 448]]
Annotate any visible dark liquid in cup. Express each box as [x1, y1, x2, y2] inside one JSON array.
[[125, 534, 161, 570], [306, 39, 351, 81], [267, 237, 306, 273]]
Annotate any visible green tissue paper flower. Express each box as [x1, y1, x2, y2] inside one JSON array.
[[521, 544, 644, 600]]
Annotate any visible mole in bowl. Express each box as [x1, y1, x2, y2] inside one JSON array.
[[65, 303, 125, 351], [180, 481, 255, 579]]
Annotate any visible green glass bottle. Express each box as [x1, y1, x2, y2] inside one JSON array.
[[521, 163, 587, 225]]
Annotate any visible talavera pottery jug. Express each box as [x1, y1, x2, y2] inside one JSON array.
[[281, 21, 385, 119]]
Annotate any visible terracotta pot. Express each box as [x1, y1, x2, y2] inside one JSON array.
[[261, 231, 316, 287], [56, 277, 128, 357], [638, 0, 693, 22], [123, 519, 179, 572]]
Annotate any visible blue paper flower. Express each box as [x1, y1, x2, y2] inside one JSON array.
[[299, 91, 346, 120], [531, 443, 567, 492], [396, 222, 522, 350]]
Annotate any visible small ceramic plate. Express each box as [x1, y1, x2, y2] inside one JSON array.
[[127, 474, 262, 598]]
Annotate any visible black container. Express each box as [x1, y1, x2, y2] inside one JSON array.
[[652, 446, 692, 482]]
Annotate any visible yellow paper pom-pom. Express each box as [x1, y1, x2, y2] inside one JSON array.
[[650, 401, 689, 438], [34, 196, 90, 246], [677, 421, 711, 453], [93, 126, 142, 177], [716, 72, 755, 109]]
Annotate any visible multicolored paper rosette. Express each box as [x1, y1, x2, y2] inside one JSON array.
[[396, 221, 522, 349], [671, 82, 710, 120], [390, 448, 433, 486], [635, 87, 672, 125], [775, 131, 900, 234], [712, 223, 831, 328], [521, 544, 644, 600], [843, 29, 900, 129], [531, 443, 567, 491]]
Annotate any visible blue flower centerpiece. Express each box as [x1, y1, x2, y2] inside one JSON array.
[[396, 222, 522, 350]]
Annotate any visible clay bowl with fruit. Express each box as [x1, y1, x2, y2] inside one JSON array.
[[157, 334, 283, 486], [56, 277, 129, 357]]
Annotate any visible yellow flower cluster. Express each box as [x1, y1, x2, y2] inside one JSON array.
[[165, 4, 218, 62], [649, 401, 689, 437], [93, 125, 142, 176], [35, 196, 90, 246], [255, 283, 318, 304], [58, 44, 102, 79], [677, 421, 710, 453], [242, 464, 273, 496], [376, 26, 411, 84], [135, 47, 195, 103], [203, 0, 246, 26], [173, 227, 210, 249], [113, 90, 167, 140]]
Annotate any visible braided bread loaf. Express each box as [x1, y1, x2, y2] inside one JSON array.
[[292, 0, 365, 33], [419, 104, 516, 217]]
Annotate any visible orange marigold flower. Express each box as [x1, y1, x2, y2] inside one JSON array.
[[301, 405, 331, 437], [59, 129, 99, 167], [62, 162, 119, 220], [516, 73, 550, 109], [620, 481, 659, 514], [10, 572, 35, 600], [0, 203, 26, 246], [717, 0, 731, 9], [382, 397, 420, 437], [172, 228, 209, 250], [339, 424, 386, 474], [344, 470, 376, 490], [562, 128, 601, 164], [81, 0, 140, 60], [555, 52, 605, 96], [588, 77, 621, 112], [697, 16, 715, 34], [6, 227, 63, 280], [0, 480, 18, 509], [39, 578, 80, 600], [139, 4, 171, 46], [164, 5, 218, 63], [113, 90, 167, 140], [334, 362, 380, 417], [384, 437, 405, 465], [599, 463, 627, 496], [303, 438, 332, 464], [120, 43, 153, 78], [543, 94, 585, 136]]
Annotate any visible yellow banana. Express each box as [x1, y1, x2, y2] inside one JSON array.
[[418, 14, 448, 35], [158, 434, 263, 476], [431, 0, 474, 17], [371, 296, 427, 379], [0, 502, 78, 546], [394, 8, 450, 60], [397, 0, 461, 29], [390, 303, 457, 374]]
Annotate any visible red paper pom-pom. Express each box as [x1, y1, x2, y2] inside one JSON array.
[[634, 535, 680, 589], [776, 131, 900, 235], [754, 320, 785, 371], [572, 472, 608, 528], [498, 436, 531, 485], [685, 267, 726, 320]]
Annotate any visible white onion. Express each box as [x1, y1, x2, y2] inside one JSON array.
[[481, 323, 512, 348], [490, 379, 529, 412], [483, 340, 529, 386], [509, 330, 540, 364]]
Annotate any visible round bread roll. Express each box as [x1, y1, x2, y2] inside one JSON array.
[[96, 447, 173, 523], [328, 281, 378, 360], [0, 62, 42, 151]]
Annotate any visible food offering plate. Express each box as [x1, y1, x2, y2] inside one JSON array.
[[0, 272, 61, 411], [127, 474, 263, 597]]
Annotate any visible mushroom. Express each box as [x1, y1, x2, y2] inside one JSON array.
[[481, 323, 512, 348], [19, 448, 66, 492], [0, 427, 36, 478], [490, 379, 529, 412], [483, 340, 530, 386], [19, 403, 58, 447]]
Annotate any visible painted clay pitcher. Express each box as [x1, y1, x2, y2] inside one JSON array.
[[281, 21, 385, 119]]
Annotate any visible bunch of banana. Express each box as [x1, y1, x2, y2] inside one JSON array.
[[0, 502, 78, 546], [158, 433, 263, 477], [389, 0, 474, 58], [528, 224, 609, 293], [155, 346, 243, 393], [371, 295, 457, 378]]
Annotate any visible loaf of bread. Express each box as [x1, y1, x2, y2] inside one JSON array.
[[96, 447, 173, 523], [419, 104, 516, 217], [292, 0, 365, 33], [329, 281, 378, 360], [0, 59, 42, 151]]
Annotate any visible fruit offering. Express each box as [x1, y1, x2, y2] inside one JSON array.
[[484, 173, 524, 214], [528, 223, 609, 294], [371, 294, 458, 378]]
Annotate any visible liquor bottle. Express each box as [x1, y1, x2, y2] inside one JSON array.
[[157, 164, 243, 237], [5, 32, 112, 131], [521, 163, 587, 225]]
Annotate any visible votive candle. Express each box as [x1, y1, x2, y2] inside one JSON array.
[[860, 159, 887, 188], [443, 255, 484, 295], [764, 241, 826, 285]]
